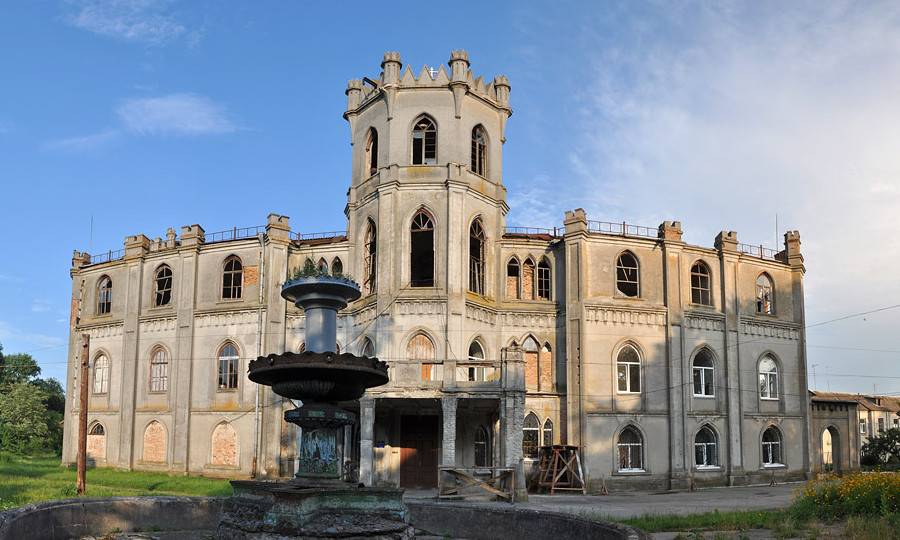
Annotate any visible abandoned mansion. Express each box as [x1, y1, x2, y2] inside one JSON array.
[[62, 51, 811, 491]]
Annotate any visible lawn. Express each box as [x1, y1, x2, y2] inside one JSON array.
[[0, 454, 233, 511]]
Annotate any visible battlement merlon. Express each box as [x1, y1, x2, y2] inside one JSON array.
[[344, 51, 513, 118]]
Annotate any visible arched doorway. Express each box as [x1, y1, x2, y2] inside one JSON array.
[[822, 426, 841, 473]]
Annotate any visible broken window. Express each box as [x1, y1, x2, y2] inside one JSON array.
[[217, 342, 239, 390], [522, 412, 540, 459], [317, 258, 328, 273], [89, 422, 105, 436], [543, 418, 553, 446], [464, 340, 485, 382], [412, 116, 436, 165], [364, 220, 376, 295], [154, 265, 172, 307], [92, 354, 109, 394], [695, 426, 718, 467], [506, 258, 520, 299], [690, 261, 711, 305], [475, 425, 490, 467], [617, 426, 643, 471], [408, 333, 439, 381], [410, 210, 434, 287], [756, 273, 774, 314], [692, 348, 714, 396], [762, 426, 783, 465], [537, 258, 551, 300], [366, 128, 378, 176], [616, 251, 639, 297], [470, 125, 486, 176], [150, 347, 168, 392], [522, 258, 535, 300], [222, 256, 243, 300], [758, 355, 779, 399], [332, 257, 343, 276], [617, 344, 641, 393], [97, 276, 112, 315], [469, 219, 485, 295]]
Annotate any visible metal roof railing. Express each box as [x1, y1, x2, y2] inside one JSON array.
[[587, 220, 658, 239]]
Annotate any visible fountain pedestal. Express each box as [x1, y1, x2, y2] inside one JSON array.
[[216, 276, 413, 539]]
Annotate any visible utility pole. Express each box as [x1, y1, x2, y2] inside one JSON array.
[[77, 334, 90, 495]]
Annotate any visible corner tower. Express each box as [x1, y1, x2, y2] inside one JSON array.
[[343, 51, 513, 300]]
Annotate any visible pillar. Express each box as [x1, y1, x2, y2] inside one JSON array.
[[359, 397, 375, 485], [441, 395, 457, 467]]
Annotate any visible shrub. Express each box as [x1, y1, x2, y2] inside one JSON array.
[[791, 471, 900, 521]]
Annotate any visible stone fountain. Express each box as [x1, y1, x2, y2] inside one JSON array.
[[217, 274, 413, 539]]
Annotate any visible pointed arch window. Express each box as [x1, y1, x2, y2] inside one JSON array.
[[522, 258, 535, 300], [97, 276, 112, 315], [93, 354, 109, 394], [537, 258, 551, 301], [542, 418, 553, 446], [408, 333, 439, 381], [154, 265, 173, 307], [695, 426, 718, 467], [762, 426, 783, 465], [618, 426, 644, 471], [756, 273, 774, 314], [616, 344, 641, 393], [469, 219, 485, 295], [150, 347, 168, 392], [616, 252, 639, 297], [690, 261, 711, 306], [360, 337, 375, 358], [331, 257, 343, 276], [89, 422, 105, 436], [463, 340, 485, 382], [412, 116, 436, 165], [475, 425, 490, 467], [218, 342, 239, 390], [692, 349, 715, 397], [364, 220, 376, 295], [523, 412, 540, 459], [758, 355, 779, 399], [523, 336, 540, 391], [470, 125, 486, 176], [506, 258, 520, 299], [222, 256, 243, 299], [365, 128, 378, 176], [317, 258, 328, 273], [410, 211, 435, 287]]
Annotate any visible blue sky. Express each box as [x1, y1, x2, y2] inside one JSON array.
[[2, 0, 899, 396]]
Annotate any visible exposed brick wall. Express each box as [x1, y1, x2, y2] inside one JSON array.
[[522, 265, 534, 300], [142, 421, 166, 463], [507, 275, 518, 298], [87, 434, 105, 460], [70, 299, 79, 325], [525, 351, 538, 391], [539, 349, 553, 391], [244, 265, 259, 285], [211, 422, 237, 466]]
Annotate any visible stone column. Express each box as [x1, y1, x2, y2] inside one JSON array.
[[359, 396, 375, 485], [441, 395, 458, 467]]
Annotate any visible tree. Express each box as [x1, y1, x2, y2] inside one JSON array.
[[0, 351, 41, 387], [861, 427, 900, 466], [0, 342, 65, 455]]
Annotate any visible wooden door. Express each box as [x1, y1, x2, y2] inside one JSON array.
[[400, 415, 439, 488]]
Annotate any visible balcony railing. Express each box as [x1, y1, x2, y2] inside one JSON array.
[[293, 230, 348, 242], [587, 220, 658, 239], [504, 226, 561, 237], [87, 249, 125, 265], [738, 243, 784, 262], [205, 226, 265, 244]]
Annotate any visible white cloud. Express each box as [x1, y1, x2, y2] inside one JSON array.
[[117, 93, 237, 136], [64, 0, 198, 45], [46, 129, 121, 153], [31, 299, 54, 313]]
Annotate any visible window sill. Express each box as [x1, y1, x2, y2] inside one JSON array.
[[217, 388, 239, 392], [695, 465, 721, 471], [617, 391, 641, 396], [613, 294, 643, 301], [614, 469, 648, 476], [693, 394, 715, 399], [760, 397, 780, 401], [762, 463, 785, 469]]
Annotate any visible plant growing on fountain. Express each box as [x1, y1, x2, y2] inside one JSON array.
[[289, 260, 352, 282]]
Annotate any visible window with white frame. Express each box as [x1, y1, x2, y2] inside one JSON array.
[[758, 355, 779, 399], [617, 426, 644, 471], [860, 419, 867, 434], [695, 426, 718, 467], [616, 344, 641, 393], [217, 342, 239, 390], [92, 354, 109, 394], [762, 426, 783, 466], [150, 347, 168, 392], [692, 349, 715, 397]]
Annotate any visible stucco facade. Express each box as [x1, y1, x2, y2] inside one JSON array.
[[63, 51, 810, 491]]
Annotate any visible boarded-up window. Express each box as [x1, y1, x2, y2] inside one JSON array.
[[142, 421, 166, 463], [211, 422, 237, 466], [408, 333, 439, 381], [522, 259, 535, 300], [507, 259, 520, 299], [87, 422, 105, 461], [523, 336, 539, 391]]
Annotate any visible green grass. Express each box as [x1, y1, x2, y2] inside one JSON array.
[[598, 509, 796, 533], [0, 454, 232, 510]]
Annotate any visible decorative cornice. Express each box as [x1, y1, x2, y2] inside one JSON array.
[[740, 319, 801, 341], [499, 311, 556, 328], [684, 312, 726, 332], [286, 314, 305, 331], [138, 316, 177, 334], [194, 309, 259, 329], [77, 322, 124, 338], [395, 300, 446, 316], [354, 305, 377, 326], [584, 305, 667, 327], [466, 302, 497, 324]]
